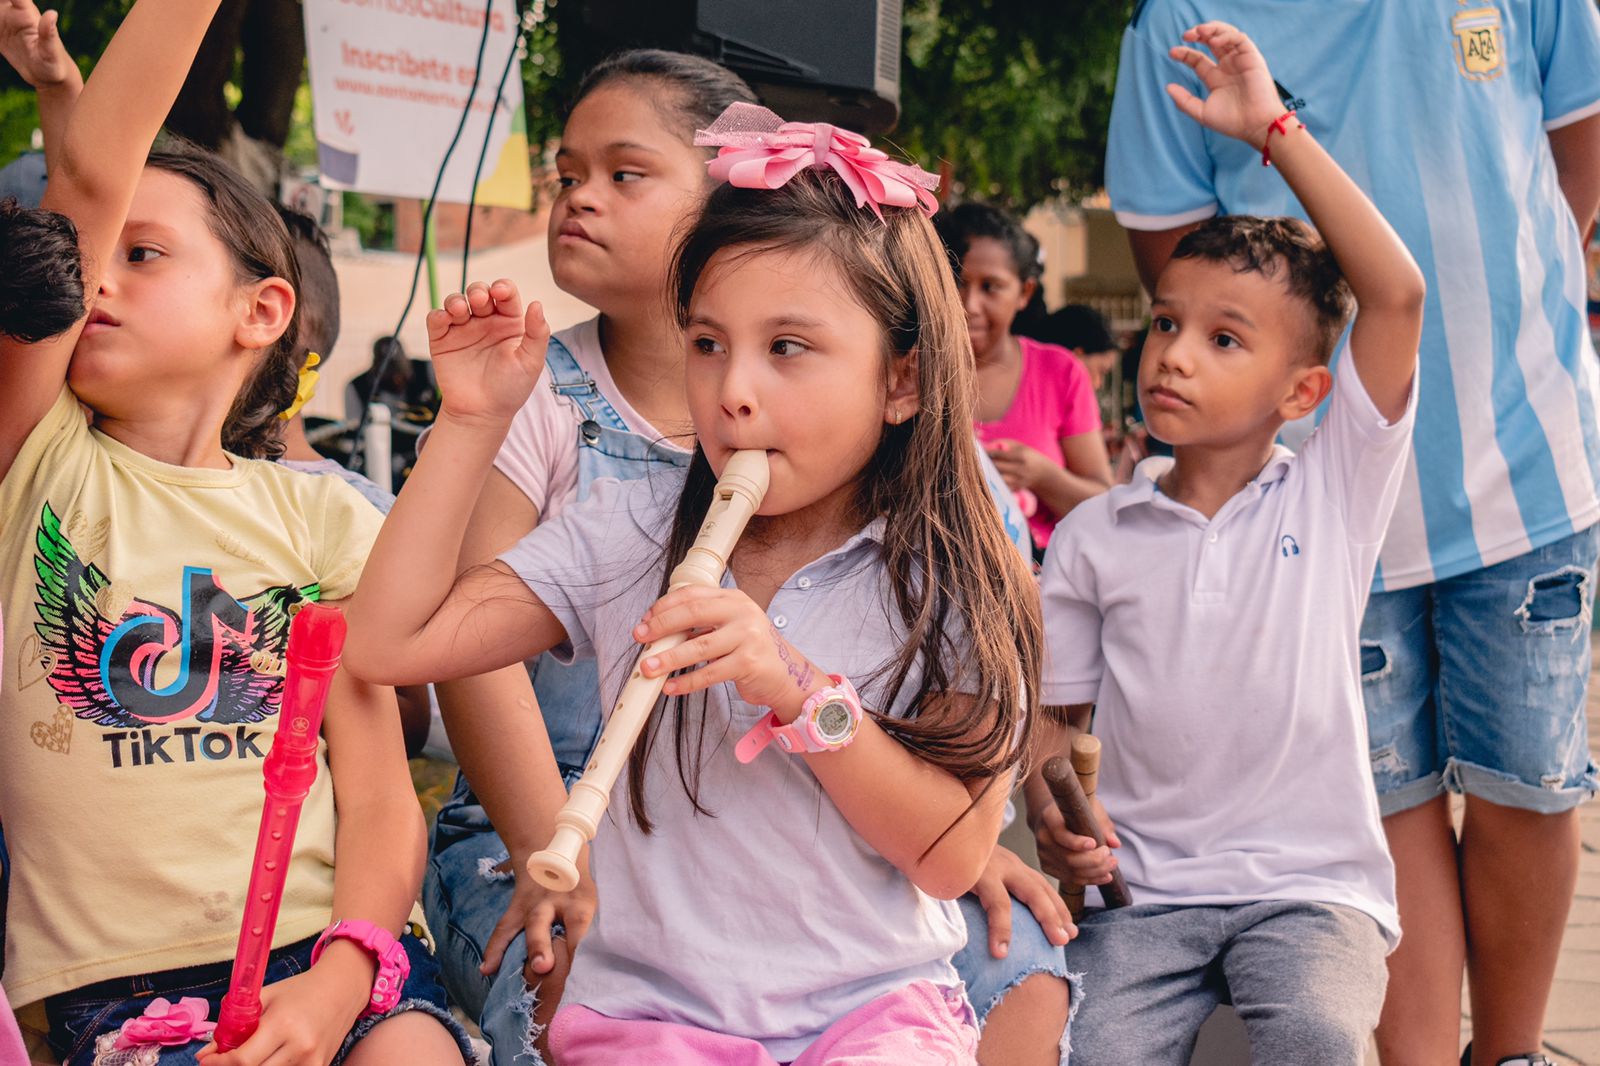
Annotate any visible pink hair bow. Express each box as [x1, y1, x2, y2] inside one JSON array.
[[114, 997, 217, 1050], [695, 102, 940, 219]]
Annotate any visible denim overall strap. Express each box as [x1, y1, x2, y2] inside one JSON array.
[[533, 341, 692, 768], [544, 335, 629, 436]]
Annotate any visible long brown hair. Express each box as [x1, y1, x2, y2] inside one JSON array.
[[623, 169, 1042, 831]]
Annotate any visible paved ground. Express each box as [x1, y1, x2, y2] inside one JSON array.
[[1535, 645, 1600, 1065]]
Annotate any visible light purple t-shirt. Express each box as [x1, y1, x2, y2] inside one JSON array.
[[500, 473, 965, 1058]]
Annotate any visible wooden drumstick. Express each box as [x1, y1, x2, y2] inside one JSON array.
[[1042, 735, 1132, 916], [1071, 733, 1101, 808]]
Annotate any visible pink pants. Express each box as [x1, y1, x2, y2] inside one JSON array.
[[550, 980, 978, 1065]]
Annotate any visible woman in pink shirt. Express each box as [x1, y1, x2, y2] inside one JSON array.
[[938, 203, 1112, 551]]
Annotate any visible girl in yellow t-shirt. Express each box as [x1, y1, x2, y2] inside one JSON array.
[[0, 2, 468, 1064]]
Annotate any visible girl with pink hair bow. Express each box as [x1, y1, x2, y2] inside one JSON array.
[[346, 105, 1061, 1065]]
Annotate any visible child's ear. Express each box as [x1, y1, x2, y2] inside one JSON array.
[[236, 276, 296, 353], [1016, 276, 1039, 313], [884, 348, 921, 424], [1282, 363, 1333, 421]]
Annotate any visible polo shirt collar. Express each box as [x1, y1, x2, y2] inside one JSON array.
[[1110, 456, 1172, 516], [809, 514, 888, 565], [1112, 446, 1296, 518], [847, 516, 888, 549]]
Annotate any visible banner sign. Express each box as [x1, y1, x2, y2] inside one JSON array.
[[303, 0, 532, 208]]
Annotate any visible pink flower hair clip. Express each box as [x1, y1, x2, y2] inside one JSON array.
[[694, 102, 940, 220]]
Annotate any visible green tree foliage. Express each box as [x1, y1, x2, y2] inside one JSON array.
[[898, 0, 1131, 210], [2, 0, 1134, 212], [0, 0, 127, 162]]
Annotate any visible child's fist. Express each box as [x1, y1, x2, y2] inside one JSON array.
[[633, 586, 827, 716], [426, 279, 549, 424], [1165, 21, 1286, 150], [1030, 794, 1121, 888], [0, 0, 79, 89]]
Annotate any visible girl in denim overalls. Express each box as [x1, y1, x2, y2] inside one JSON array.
[[422, 52, 1072, 1066]]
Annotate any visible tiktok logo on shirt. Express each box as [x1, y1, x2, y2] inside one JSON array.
[[100, 724, 267, 768], [29, 503, 319, 769]]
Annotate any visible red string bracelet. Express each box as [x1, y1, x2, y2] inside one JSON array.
[[1261, 111, 1304, 167]]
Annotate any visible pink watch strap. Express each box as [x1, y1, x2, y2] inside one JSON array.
[[311, 919, 410, 1016], [735, 714, 815, 762], [735, 676, 859, 763], [735, 712, 784, 763]]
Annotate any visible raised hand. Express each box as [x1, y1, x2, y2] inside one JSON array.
[[426, 279, 549, 425], [0, 0, 78, 89], [1165, 21, 1285, 149]]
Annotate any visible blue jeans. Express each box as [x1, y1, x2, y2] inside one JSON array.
[[43, 931, 470, 1066], [1361, 524, 1600, 815], [1064, 901, 1386, 1066]]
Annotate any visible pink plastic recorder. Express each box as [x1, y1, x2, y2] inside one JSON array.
[[213, 603, 348, 1051]]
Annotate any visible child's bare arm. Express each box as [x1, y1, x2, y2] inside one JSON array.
[[1167, 22, 1425, 421], [0, 0, 82, 171], [807, 689, 1014, 900], [435, 472, 593, 980], [343, 281, 568, 685], [636, 588, 1017, 899], [0, 0, 219, 477], [42, 0, 218, 258]]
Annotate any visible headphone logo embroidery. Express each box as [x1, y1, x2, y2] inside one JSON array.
[[1281, 535, 1301, 558]]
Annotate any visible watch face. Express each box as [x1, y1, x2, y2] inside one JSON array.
[[816, 701, 853, 741]]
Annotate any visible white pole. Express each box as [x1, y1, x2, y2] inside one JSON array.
[[364, 403, 393, 494]]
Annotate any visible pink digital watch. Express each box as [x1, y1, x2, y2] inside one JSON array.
[[310, 919, 410, 1016], [736, 675, 864, 762]]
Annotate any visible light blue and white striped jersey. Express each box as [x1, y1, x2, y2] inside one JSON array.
[[1106, 0, 1600, 590]]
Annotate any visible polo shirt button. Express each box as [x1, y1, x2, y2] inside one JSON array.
[[797, 577, 812, 589], [773, 615, 789, 629], [1207, 533, 1219, 543]]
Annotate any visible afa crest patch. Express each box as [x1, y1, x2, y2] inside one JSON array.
[[1451, 4, 1505, 81]]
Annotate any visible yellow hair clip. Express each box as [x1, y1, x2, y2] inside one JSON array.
[[279, 352, 321, 421]]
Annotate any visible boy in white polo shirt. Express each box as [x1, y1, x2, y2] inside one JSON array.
[[1028, 22, 1425, 1065]]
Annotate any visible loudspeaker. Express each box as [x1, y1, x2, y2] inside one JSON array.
[[581, 0, 902, 133]]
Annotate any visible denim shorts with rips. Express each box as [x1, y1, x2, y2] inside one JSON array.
[[1361, 523, 1600, 816], [43, 930, 471, 1066]]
